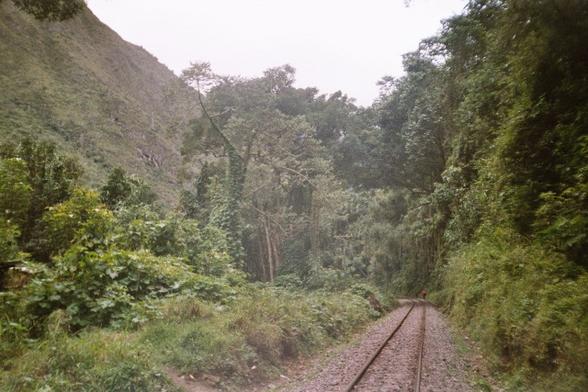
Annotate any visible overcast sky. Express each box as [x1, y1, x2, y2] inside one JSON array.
[[87, 0, 467, 106]]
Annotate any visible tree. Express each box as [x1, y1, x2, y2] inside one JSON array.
[[375, 52, 448, 194], [180, 63, 354, 281], [100, 167, 157, 209], [0, 139, 82, 254], [0, 158, 32, 229], [181, 62, 246, 263], [100, 168, 132, 209], [39, 188, 113, 259]]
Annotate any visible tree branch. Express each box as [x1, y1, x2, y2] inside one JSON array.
[[195, 81, 244, 164]]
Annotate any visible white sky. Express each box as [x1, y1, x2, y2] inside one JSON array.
[[86, 0, 466, 106]]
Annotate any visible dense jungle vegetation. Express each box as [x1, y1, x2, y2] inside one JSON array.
[[1, 0, 587, 391]]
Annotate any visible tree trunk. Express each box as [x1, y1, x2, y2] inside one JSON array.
[[264, 217, 274, 282], [310, 190, 321, 259]]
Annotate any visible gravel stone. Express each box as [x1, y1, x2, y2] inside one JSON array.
[[291, 301, 472, 392]]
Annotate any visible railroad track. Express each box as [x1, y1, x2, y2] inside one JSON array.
[[343, 300, 427, 392]]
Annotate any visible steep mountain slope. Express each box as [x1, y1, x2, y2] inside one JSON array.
[[0, 2, 198, 203]]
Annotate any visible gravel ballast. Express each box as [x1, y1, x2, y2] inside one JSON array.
[[291, 301, 472, 392]]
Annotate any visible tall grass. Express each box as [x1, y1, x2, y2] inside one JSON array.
[[0, 284, 388, 390]]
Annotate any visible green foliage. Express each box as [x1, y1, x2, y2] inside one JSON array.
[[348, 282, 390, 309], [38, 188, 113, 260], [100, 167, 132, 208], [445, 228, 588, 390], [0, 136, 243, 339], [375, 51, 447, 194], [228, 288, 373, 357], [0, 4, 199, 204], [1, 286, 383, 391], [532, 134, 588, 264], [273, 273, 305, 289], [0, 139, 82, 254], [0, 219, 26, 290], [0, 7, 401, 391], [0, 158, 31, 229], [207, 144, 245, 264], [0, 219, 20, 265], [113, 206, 235, 276], [181, 62, 372, 282], [23, 246, 236, 330], [143, 319, 253, 379], [349, 1, 588, 387], [99, 169, 158, 210], [4, 0, 587, 388], [141, 286, 379, 384], [179, 162, 213, 221], [0, 329, 179, 392]]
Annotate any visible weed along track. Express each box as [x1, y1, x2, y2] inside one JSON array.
[[293, 300, 470, 392]]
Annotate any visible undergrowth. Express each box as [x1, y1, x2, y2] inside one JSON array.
[[444, 227, 588, 391], [0, 284, 390, 391]]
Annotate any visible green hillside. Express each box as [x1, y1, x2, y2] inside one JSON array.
[[0, 1, 198, 203]]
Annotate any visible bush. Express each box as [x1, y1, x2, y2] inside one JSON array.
[[0, 219, 20, 266], [23, 246, 237, 330], [36, 188, 113, 259], [142, 319, 254, 380], [445, 227, 588, 390], [113, 207, 236, 276], [101, 167, 157, 208], [0, 139, 82, 253], [0, 219, 29, 292], [304, 267, 355, 290], [137, 286, 380, 386], [2, 281, 384, 389], [0, 329, 178, 392], [228, 288, 375, 359], [274, 273, 304, 289], [348, 282, 393, 314], [0, 158, 32, 229], [154, 295, 213, 322]]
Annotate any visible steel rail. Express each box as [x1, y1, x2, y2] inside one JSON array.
[[415, 301, 427, 392], [343, 302, 417, 392]]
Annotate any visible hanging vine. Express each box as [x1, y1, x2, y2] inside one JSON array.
[[181, 63, 247, 264]]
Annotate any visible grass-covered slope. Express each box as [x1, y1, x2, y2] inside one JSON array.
[[0, 2, 198, 203]]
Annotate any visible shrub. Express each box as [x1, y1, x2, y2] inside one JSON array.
[[23, 246, 236, 330], [101, 167, 157, 208], [445, 227, 588, 389], [304, 267, 355, 290], [113, 207, 236, 276], [36, 188, 114, 259], [348, 282, 392, 313], [154, 295, 213, 322], [0, 329, 178, 392], [0, 139, 82, 251], [0, 158, 32, 229], [228, 288, 374, 359], [137, 286, 380, 386], [0, 219, 29, 292], [274, 273, 304, 289], [0, 219, 20, 266], [142, 319, 254, 379], [100, 167, 132, 208]]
